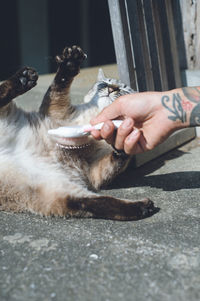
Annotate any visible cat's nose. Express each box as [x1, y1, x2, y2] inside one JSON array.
[[108, 85, 119, 93], [108, 87, 114, 93]]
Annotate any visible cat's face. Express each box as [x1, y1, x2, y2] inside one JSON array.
[[84, 69, 135, 105]]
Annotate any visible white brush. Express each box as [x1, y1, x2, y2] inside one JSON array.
[[48, 120, 123, 138]]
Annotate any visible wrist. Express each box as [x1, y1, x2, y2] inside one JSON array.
[[159, 88, 192, 133]]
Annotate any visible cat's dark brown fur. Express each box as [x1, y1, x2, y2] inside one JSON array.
[[0, 45, 156, 220]]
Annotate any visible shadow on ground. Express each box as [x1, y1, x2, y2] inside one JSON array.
[[113, 170, 200, 191], [109, 149, 200, 192]]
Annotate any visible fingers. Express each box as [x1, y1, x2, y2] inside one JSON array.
[[91, 120, 115, 143], [90, 129, 102, 140], [124, 129, 141, 154], [114, 118, 134, 150], [90, 118, 143, 155], [104, 118, 142, 155], [91, 118, 134, 147], [100, 120, 116, 144], [90, 98, 122, 125]]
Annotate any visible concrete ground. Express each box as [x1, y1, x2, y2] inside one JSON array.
[[1, 67, 200, 301]]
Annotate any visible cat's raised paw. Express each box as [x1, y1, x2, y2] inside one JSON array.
[[56, 45, 86, 76], [14, 67, 38, 93]]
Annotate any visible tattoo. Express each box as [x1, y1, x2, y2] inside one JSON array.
[[182, 87, 200, 126], [161, 93, 186, 123], [189, 104, 200, 126], [182, 87, 200, 103], [161, 87, 200, 126]]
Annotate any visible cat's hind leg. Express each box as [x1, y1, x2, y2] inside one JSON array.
[[39, 45, 86, 120], [29, 193, 156, 221], [0, 67, 38, 109], [66, 195, 156, 221], [0, 179, 157, 220]]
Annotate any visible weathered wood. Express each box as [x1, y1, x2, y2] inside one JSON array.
[[154, 0, 178, 90], [150, 0, 169, 91], [108, 0, 182, 92], [176, 0, 200, 70], [124, 0, 148, 91], [136, 0, 155, 91], [196, 1, 200, 69], [107, 0, 196, 166], [164, 0, 182, 88], [108, 0, 137, 89], [142, 0, 162, 91]]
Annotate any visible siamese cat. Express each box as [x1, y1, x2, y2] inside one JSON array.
[[0, 45, 156, 220]]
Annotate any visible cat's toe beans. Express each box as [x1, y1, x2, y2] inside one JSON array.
[[66, 61, 74, 68], [22, 69, 28, 76], [62, 45, 86, 64], [55, 55, 64, 64], [19, 76, 27, 86], [71, 46, 85, 59], [74, 49, 86, 63], [27, 80, 37, 88], [18, 67, 38, 90], [62, 47, 72, 59], [63, 47, 72, 58], [27, 69, 38, 81]]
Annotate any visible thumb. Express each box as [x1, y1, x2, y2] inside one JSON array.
[[90, 100, 122, 125]]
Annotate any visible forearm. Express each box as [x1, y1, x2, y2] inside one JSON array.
[[161, 86, 200, 130]]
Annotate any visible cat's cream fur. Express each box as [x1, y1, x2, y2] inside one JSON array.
[[0, 46, 156, 220]]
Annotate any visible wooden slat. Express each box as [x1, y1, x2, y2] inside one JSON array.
[[124, 0, 147, 91], [108, 0, 137, 90], [142, 0, 162, 91], [151, 0, 170, 90], [154, 0, 178, 90], [135, 0, 155, 91], [164, 0, 182, 88], [170, 0, 187, 73]]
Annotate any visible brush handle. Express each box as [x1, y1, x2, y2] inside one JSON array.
[[83, 120, 123, 133]]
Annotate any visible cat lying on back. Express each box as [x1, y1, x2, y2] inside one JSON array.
[[0, 45, 156, 220]]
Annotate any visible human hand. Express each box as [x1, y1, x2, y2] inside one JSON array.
[[90, 90, 187, 154]]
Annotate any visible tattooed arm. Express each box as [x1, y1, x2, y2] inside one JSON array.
[[90, 87, 200, 154]]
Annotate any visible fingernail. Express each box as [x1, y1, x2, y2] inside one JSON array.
[[127, 129, 139, 141], [122, 118, 133, 129], [103, 123, 110, 132]]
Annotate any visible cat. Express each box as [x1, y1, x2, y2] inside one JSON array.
[[0, 45, 156, 221]]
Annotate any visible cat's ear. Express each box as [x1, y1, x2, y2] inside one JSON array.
[[98, 68, 106, 81]]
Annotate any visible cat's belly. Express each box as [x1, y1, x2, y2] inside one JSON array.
[[0, 151, 92, 197]]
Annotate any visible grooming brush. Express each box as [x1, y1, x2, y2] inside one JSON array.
[[48, 120, 123, 139]]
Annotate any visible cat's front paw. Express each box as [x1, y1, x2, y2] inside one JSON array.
[[13, 67, 38, 94], [56, 45, 86, 76]]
